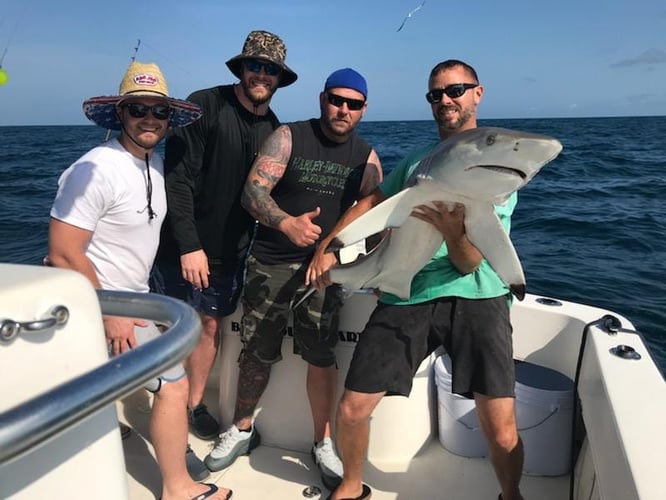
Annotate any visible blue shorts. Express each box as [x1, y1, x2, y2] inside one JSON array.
[[150, 261, 245, 318]]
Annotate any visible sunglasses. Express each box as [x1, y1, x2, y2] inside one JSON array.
[[425, 83, 478, 104], [326, 92, 366, 111], [122, 103, 172, 120], [244, 59, 282, 76]]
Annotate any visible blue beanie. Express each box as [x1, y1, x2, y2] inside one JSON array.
[[324, 68, 367, 99]]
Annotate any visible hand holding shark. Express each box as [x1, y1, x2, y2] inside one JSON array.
[[325, 127, 563, 301]]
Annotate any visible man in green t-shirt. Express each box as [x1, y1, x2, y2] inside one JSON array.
[[307, 59, 524, 500]]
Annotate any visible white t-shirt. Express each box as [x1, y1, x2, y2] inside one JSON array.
[[50, 138, 166, 293]]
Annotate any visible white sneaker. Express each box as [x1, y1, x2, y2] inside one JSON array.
[[204, 424, 261, 472], [311, 437, 343, 489]]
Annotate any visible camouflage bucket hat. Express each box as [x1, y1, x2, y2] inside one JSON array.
[[226, 30, 298, 88]]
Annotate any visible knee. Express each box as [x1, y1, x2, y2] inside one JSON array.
[[155, 376, 189, 401], [486, 426, 521, 454], [337, 396, 374, 428], [200, 314, 221, 339]]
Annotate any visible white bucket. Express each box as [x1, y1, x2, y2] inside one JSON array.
[[434, 354, 488, 457], [435, 355, 574, 475], [514, 360, 573, 476]]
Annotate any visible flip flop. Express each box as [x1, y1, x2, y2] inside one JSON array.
[[326, 483, 371, 500], [190, 483, 233, 500]]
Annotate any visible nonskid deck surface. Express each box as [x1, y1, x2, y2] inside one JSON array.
[[119, 390, 567, 500]]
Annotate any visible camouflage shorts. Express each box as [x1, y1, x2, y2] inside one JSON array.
[[240, 254, 343, 367]]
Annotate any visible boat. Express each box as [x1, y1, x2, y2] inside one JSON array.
[[1, 261, 664, 500]]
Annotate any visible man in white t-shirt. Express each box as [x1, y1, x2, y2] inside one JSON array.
[[48, 61, 231, 500]]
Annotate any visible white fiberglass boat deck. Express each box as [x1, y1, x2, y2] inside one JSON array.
[[1, 263, 665, 500]]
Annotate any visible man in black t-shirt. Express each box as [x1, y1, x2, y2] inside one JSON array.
[[150, 31, 297, 448], [204, 69, 383, 490]]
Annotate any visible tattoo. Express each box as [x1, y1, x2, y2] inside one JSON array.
[[234, 355, 271, 421], [359, 149, 383, 196], [241, 126, 292, 228]]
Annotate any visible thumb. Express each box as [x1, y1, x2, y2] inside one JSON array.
[[307, 206, 321, 219]]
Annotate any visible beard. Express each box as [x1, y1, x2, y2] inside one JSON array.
[[321, 115, 354, 139], [434, 104, 475, 131], [240, 78, 276, 106]]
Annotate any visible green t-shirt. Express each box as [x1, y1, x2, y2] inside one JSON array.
[[378, 142, 517, 305]]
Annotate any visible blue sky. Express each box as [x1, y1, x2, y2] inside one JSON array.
[[1, 0, 665, 126]]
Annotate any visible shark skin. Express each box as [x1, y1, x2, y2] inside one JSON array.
[[327, 127, 563, 301]]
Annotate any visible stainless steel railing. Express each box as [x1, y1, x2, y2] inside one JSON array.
[[0, 290, 201, 464]]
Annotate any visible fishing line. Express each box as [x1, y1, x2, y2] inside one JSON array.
[[138, 39, 193, 76]]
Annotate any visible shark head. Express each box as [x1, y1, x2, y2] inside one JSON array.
[[324, 126, 563, 302], [408, 127, 563, 203]]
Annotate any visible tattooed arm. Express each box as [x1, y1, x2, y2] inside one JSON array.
[[359, 148, 384, 197], [241, 125, 322, 247]]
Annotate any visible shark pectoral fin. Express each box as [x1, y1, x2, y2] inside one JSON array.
[[333, 187, 422, 248], [464, 204, 526, 300], [329, 233, 390, 293]]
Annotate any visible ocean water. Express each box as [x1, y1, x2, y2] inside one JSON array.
[[1, 117, 665, 374]]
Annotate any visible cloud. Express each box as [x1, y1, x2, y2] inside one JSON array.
[[611, 48, 666, 68], [523, 76, 537, 83]]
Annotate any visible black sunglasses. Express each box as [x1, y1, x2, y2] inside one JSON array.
[[326, 92, 366, 111], [122, 103, 172, 120], [244, 59, 281, 76], [425, 83, 478, 104]]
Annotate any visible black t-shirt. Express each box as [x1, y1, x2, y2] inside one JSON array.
[[251, 119, 371, 264], [156, 84, 279, 267]]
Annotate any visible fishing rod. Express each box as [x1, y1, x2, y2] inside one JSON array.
[[0, 5, 28, 87], [0, 47, 9, 86]]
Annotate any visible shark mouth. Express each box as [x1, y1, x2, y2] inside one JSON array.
[[469, 165, 527, 179]]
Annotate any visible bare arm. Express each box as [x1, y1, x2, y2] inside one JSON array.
[[358, 148, 384, 196], [241, 126, 292, 227], [47, 217, 143, 354], [48, 217, 102, 288], [241, 126, 322, 247]]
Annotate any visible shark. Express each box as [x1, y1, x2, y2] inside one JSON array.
[[324, 127, 563, 301]]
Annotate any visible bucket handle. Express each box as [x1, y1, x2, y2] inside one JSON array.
[[516, 406, 560, 432], [441, 403, 561, 432], [439, 404, 482, 432]]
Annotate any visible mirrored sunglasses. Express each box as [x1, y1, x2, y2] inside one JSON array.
[[122, 103, 172, 120], [326, 92, 366, 111], [425, 83, 478, 104], [244, 59, 282, 76]]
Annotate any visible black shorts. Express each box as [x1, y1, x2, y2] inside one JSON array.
[[345, 295, 515, 398]]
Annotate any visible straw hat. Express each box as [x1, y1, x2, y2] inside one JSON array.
[[82, 61, 202, 131], [225, 30, 297, 88]]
